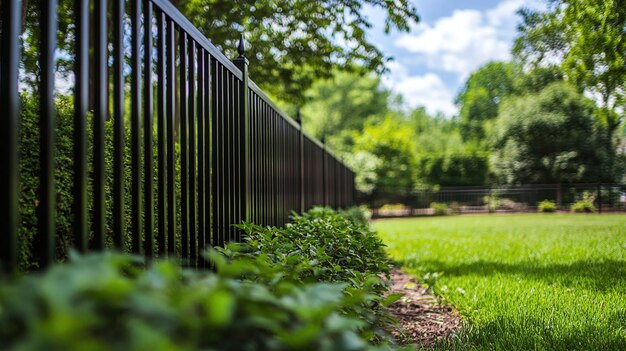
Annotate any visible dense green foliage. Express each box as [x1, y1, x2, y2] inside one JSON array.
[[491, 82, 601, 185], [376, 214, 626, 350], [17, 95, 182, 269], [513, 0, 626, 181], [429, 202, 449, 216], [299, 72, 391, 148], [514, 0, 626, 137], [234, 208, 389, 285], [226, 208, 396, 341], [570, 192, 597, 213], [176, 0, 419, 104], [538, 200, 557, 213], [417, 153, 489, 187], [351, 116, 417, 203], [0, 209, 407, 350], [291, 74, 486, 204], [456, 62, 516, 142]]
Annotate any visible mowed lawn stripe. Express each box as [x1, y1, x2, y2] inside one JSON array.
[[374, 214, 626, 350]]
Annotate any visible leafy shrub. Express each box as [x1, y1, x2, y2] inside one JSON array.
[[223, 208, 398, 343], [483, 194, 500, 213], [449, 202, 461, 215], [338, 206, 371, 227], [538, 200, 557, 213], [430, 202, 449, 216], [0, 209, 406, 350], [571, 192, 597, 213], [234, 207, 389, 283], [0, 253, 401, 351]]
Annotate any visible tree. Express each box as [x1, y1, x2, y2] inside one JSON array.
[[173, 0, 419, 104], [351, 115, 416, 206], [491, 82, 602, 204], [513, 65, 564, 94], [514, 0, 626, 139], [417, 153, 489, 186], [456, 62, 516, 141], [299, 71, 391, 153]]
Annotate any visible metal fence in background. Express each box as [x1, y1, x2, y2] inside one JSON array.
[[0, 0, 355, 273], [372, 183, 626, 217]]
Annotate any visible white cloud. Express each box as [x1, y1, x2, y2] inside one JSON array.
[[382, 61, 457, 116], [380, 0, 545, 116], [394, 0, 542, 79]]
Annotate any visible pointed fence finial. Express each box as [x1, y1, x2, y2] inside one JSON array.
[[237, 33, 245, 57]]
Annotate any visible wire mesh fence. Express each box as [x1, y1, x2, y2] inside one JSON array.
[[371, 183, 626, 217]]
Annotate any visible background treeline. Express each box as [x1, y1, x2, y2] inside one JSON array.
[[281, 0, 626, 207], [286, 64, 626, 207]]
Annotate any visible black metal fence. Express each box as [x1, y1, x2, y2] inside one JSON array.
[[373, 183, 626, 217], [0, 0, 355, 273]]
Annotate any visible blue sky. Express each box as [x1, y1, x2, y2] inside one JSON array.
[[364, 0, 544, 116]]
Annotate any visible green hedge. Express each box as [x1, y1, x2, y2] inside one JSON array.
[[0, 208, 408, 350], [17, 95, 182, 269]]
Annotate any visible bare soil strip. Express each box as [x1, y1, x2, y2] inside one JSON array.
[[386, 268, 462, 347]]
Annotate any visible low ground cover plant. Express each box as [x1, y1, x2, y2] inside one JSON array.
[[0, 208, 406, 351], [225, 207, 399, 342], [571, 192, 597, 213], [538, 199, 557, 212], [430, 202, 449, 216]]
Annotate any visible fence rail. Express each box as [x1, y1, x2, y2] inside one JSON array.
[[0, 0, 355, 273]]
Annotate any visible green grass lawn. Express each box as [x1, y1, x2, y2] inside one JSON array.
[[374, 214, 626, 350]]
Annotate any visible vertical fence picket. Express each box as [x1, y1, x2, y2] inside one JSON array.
[[92, 0, 107, 250], [131, 0, 143, 254], [188, 38, 197, 267], [224, 71, 232, 240], [36, 0, 58, 266], [204, 51, 212, 265], [144, 0, 154, 260], [197, 48, 206, 266], [112, 0, 125, 250], [0, 0, 22, 273], [166, 18, 177, 256], [180, 31, 189, 263], [74, 0, 89, 252], [157, 10, 167, 256], [210, 60, 219, 247]]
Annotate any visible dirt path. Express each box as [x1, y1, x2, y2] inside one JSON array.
[[385, 268, 462, 348]]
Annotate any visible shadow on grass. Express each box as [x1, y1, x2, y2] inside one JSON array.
[[401, 258, 626, 292]]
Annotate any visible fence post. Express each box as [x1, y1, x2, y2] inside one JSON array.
[[296, 109, 305, 213], [234, 34, 251, 232]]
